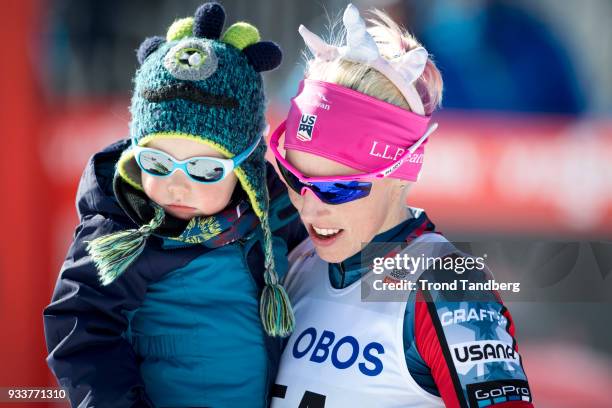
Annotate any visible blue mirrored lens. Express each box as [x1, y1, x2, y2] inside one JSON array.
[[276, 159, 372, 204], [311, 181, 372, 204]]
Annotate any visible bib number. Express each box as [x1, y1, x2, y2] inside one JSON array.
[[273, 384, 327, 408]]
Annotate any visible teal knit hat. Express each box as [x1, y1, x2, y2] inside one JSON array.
[[88, 2, 294, 337]]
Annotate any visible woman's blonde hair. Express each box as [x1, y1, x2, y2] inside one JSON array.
[[304, 9, 443, 115]]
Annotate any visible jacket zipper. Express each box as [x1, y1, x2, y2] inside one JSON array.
[[339, 262, 346, 288]]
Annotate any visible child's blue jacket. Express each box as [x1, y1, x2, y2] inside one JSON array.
[[43, 139, 306, 408]]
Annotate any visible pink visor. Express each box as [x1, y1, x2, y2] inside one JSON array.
[[280, 79, 437, 181]]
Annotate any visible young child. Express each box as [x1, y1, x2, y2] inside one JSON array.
[[43, 3, 305, 407]]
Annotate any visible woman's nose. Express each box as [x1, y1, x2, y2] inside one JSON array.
[[298, 188, 329, 219]]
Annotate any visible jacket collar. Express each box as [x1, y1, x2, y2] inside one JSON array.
[[328, 208, 437, 289]]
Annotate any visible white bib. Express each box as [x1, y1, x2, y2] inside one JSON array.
[[272, 233, 453, 408]]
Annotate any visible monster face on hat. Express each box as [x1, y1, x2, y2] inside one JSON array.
[[117, 1, 282, 220]]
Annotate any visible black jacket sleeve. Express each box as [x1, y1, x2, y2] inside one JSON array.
[[43, 214, 155, 408]]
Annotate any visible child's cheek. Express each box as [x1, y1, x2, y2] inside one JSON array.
[[193, 176, 238, 216], [141, 171, 166, 207]]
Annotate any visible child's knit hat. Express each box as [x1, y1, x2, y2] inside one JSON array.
[[86, 2, 293, 337]]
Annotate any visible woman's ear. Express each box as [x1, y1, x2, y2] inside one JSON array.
[[399, 182, 412, 202], [390, 180, 411, 202]]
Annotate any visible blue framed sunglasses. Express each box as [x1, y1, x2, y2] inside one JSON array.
[[132, 134, 262, 184]]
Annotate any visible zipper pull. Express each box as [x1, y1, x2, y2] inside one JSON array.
[[339, 262, 346, 288]]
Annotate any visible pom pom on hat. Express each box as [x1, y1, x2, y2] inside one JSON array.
[[137, 36, 165, 65]]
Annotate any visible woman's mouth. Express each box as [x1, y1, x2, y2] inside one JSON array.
[[308, 224, 345, 247]]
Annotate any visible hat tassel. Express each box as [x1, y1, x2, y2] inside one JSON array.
[[86, 205, 165, 285], [259, 216, 295, 337]]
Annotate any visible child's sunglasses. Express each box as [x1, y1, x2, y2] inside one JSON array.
[[132, 134, 262, 184], [269, 120, 437, 205]]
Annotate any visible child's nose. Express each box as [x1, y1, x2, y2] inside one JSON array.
[[167, 170, 191, 196]]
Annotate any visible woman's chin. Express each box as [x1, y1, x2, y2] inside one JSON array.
[[313, 243, 353, 264]]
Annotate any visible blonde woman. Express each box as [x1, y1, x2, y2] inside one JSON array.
[[269, 4, 533, 408]]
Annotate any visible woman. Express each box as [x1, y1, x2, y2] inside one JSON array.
[[270, 4, 533, 408]]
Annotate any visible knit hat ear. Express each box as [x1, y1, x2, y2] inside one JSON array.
[[221, 22, 260, 50], [219, 22, 282, 72], [194, 2, 226, 39], [166, 17, 194, 41], [243, 41, 283, 72], [136, 36, 165, 65]]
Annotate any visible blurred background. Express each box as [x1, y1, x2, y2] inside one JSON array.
[[0, 0, 610, 406]]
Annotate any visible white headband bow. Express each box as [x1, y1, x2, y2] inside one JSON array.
[[299, 3, 428, 115]]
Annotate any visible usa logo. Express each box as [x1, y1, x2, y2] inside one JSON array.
[[297, 114, 317, 142]]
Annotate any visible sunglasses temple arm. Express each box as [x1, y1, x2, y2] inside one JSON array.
[[374, 122, 438, 178], [408, 122, 438, 154], [231, 134, 264, 167]]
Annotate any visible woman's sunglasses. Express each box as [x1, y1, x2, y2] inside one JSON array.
[[275, 159, 373, 204], [132, 135, 261, 184], [269, 120, 436, 205]]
